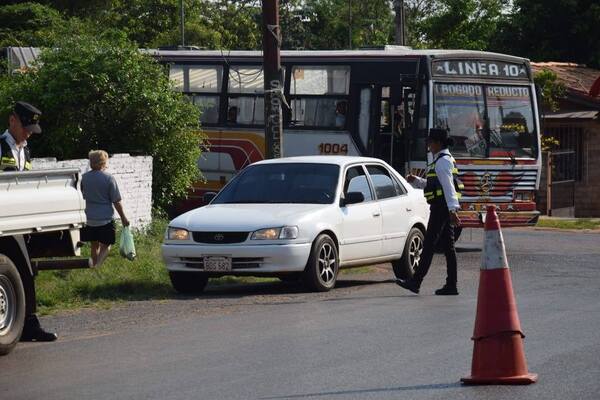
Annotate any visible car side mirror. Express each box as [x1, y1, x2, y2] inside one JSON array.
[[203, 192, 217, 204], [340, 191, 364, 207]]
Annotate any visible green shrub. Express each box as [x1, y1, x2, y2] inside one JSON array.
[[0, 31, 204, 210]]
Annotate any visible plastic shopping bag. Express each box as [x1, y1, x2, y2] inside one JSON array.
[[119, 226, 136, 261]]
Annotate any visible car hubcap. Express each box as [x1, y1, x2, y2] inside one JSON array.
[[318, 243, 337, 285], [409, 235, 423, 272], [0, 275, 16, 336]]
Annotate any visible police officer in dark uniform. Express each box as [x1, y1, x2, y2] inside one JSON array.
[[1, 101, 57, 341], [396, 128, 463, 295]]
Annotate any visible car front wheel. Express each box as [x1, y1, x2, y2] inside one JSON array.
[[392, 227, 424, 280], [169, 271, 209, 295], [303, 234, 339, 292]]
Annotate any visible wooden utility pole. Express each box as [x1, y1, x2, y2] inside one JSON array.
[[180, 0, 185, 47], [263, 0, 283, 158], [393, 0, 405, 45]]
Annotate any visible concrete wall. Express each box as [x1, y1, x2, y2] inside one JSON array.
[[32, 154, 153, 229]]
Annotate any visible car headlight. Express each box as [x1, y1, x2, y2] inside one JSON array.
[[251, 226, 298, 240], [167, 227, 190, 241]]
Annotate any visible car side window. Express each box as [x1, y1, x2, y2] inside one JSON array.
[[344, 166, 373, 202], [366, 165, 400, 200]]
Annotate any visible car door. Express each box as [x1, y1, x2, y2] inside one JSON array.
[[365, 164, 411, 256], [339, 165, 383, 262]]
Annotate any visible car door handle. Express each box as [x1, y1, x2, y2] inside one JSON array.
[[406, 208, 412, 212], [372, 212, 381, 217]]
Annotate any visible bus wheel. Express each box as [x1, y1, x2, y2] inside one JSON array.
[[393, 228, 424, 280], [0, 253, 25, 356]]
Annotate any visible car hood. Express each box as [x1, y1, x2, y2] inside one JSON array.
[[171, 203, 331, 231]]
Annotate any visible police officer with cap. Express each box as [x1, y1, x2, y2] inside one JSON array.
[[1, 101, 58, 341], [396, 128, 463, 295]]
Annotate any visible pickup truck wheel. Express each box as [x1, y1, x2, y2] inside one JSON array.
[[303, 234, 339, 292], [392, 228, 424, 280], [0, 253, 25, 356], [169, 272, 209, 294]]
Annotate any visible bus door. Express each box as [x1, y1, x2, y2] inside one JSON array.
[[355, 83, 414, 174]]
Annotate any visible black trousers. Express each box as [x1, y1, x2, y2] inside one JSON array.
[[412, 204, 458, 287]]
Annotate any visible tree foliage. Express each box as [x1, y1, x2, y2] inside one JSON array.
[[0, 32, 204, 210], [496, 0, 600, 68]]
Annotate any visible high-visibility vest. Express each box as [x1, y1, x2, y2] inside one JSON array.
[[0, 136, 32, 171], [423, 153, 463, 205]]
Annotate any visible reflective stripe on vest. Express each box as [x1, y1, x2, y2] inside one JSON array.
[[0, 137, 32, 171], [423, 153, 463, 205]]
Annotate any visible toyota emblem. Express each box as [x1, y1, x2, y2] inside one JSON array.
[[214, 234, 225, 241]]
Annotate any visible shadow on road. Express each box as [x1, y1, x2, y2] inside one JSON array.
[[260, 382, 459, 399], [69, 275, 397, 304]]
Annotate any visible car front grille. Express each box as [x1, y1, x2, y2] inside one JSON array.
[[192, 231, 250, 244], [180, 257, 263, 269]]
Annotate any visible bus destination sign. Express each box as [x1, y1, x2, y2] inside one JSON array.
[[432, 60, 528, 79]]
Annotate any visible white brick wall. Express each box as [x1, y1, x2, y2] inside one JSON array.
[[32, 154, 153, 229]]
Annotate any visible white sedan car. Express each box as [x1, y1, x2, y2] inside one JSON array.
[[162, 156, 429, 293]]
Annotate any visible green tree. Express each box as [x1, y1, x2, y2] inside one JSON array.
[[0, 2, 74, 48], [0, 32, 204, 210], [409, 0, 508, 50], [495, 0, 600, 68]]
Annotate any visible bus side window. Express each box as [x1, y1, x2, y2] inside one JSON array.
[[170, 64, 223, 125], [290, 65, 350, 129]]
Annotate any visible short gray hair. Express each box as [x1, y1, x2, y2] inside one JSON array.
[[89, 150, 109, 170]]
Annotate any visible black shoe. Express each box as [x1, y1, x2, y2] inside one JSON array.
[[20, 316, 58, 342], [434, 285, 459, 296], [395, 279, 420, 294]]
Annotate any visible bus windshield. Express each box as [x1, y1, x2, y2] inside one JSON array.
[[433, 83, 537, 158]]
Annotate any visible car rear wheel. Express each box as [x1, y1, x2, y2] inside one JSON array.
[[169, 271, 209, 294], [303, 234, 339, 292], [0, 253, 25, 356], [392, 227, 424, 280]]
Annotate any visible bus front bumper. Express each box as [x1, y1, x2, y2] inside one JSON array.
[[458, 203, 540, 228]]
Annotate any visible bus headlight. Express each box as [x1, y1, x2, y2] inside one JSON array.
[[514, 191, 534, 202]]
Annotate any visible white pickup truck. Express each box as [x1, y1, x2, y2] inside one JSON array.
[[0, 168, 87, 355]]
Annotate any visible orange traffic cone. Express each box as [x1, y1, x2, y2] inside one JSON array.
[[461, 206, 537, 385]]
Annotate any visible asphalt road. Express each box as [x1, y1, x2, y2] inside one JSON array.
[[1, 228, 599, 400]]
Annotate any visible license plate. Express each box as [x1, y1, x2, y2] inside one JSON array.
[[204, 256, 232, 272]]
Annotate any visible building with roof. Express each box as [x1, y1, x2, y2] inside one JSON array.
[[532, 62, 600, 217]]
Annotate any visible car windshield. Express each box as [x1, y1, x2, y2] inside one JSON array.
[[433, 83, 537, 158], [212, 163, 340, 204]]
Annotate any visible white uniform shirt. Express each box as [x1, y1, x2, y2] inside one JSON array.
[[0, 130, 28, 171], [410, 149, 460, 211]]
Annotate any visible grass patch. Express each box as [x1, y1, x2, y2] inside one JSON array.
[[35, 219, 276, 314], [536, 217, 600, 230]]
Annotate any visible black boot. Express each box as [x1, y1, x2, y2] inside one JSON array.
[[20, 315, 58, 342], [395, 279, 420, 294], [434, 285, 459, 296]]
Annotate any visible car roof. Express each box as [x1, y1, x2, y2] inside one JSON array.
[[252, 155, 387, 167]]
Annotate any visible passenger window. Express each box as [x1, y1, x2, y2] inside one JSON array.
[[344, 166, 373, 202], [170, 64, 223, 125], [226, 66, 283, 126], [291, 66, 350, 95], [366, 165, 398, 200], [289, 65, 350, 129], [192, 95, 219, 124]]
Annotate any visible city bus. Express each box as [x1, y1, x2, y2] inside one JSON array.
[[158, 46, 542, 227]]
